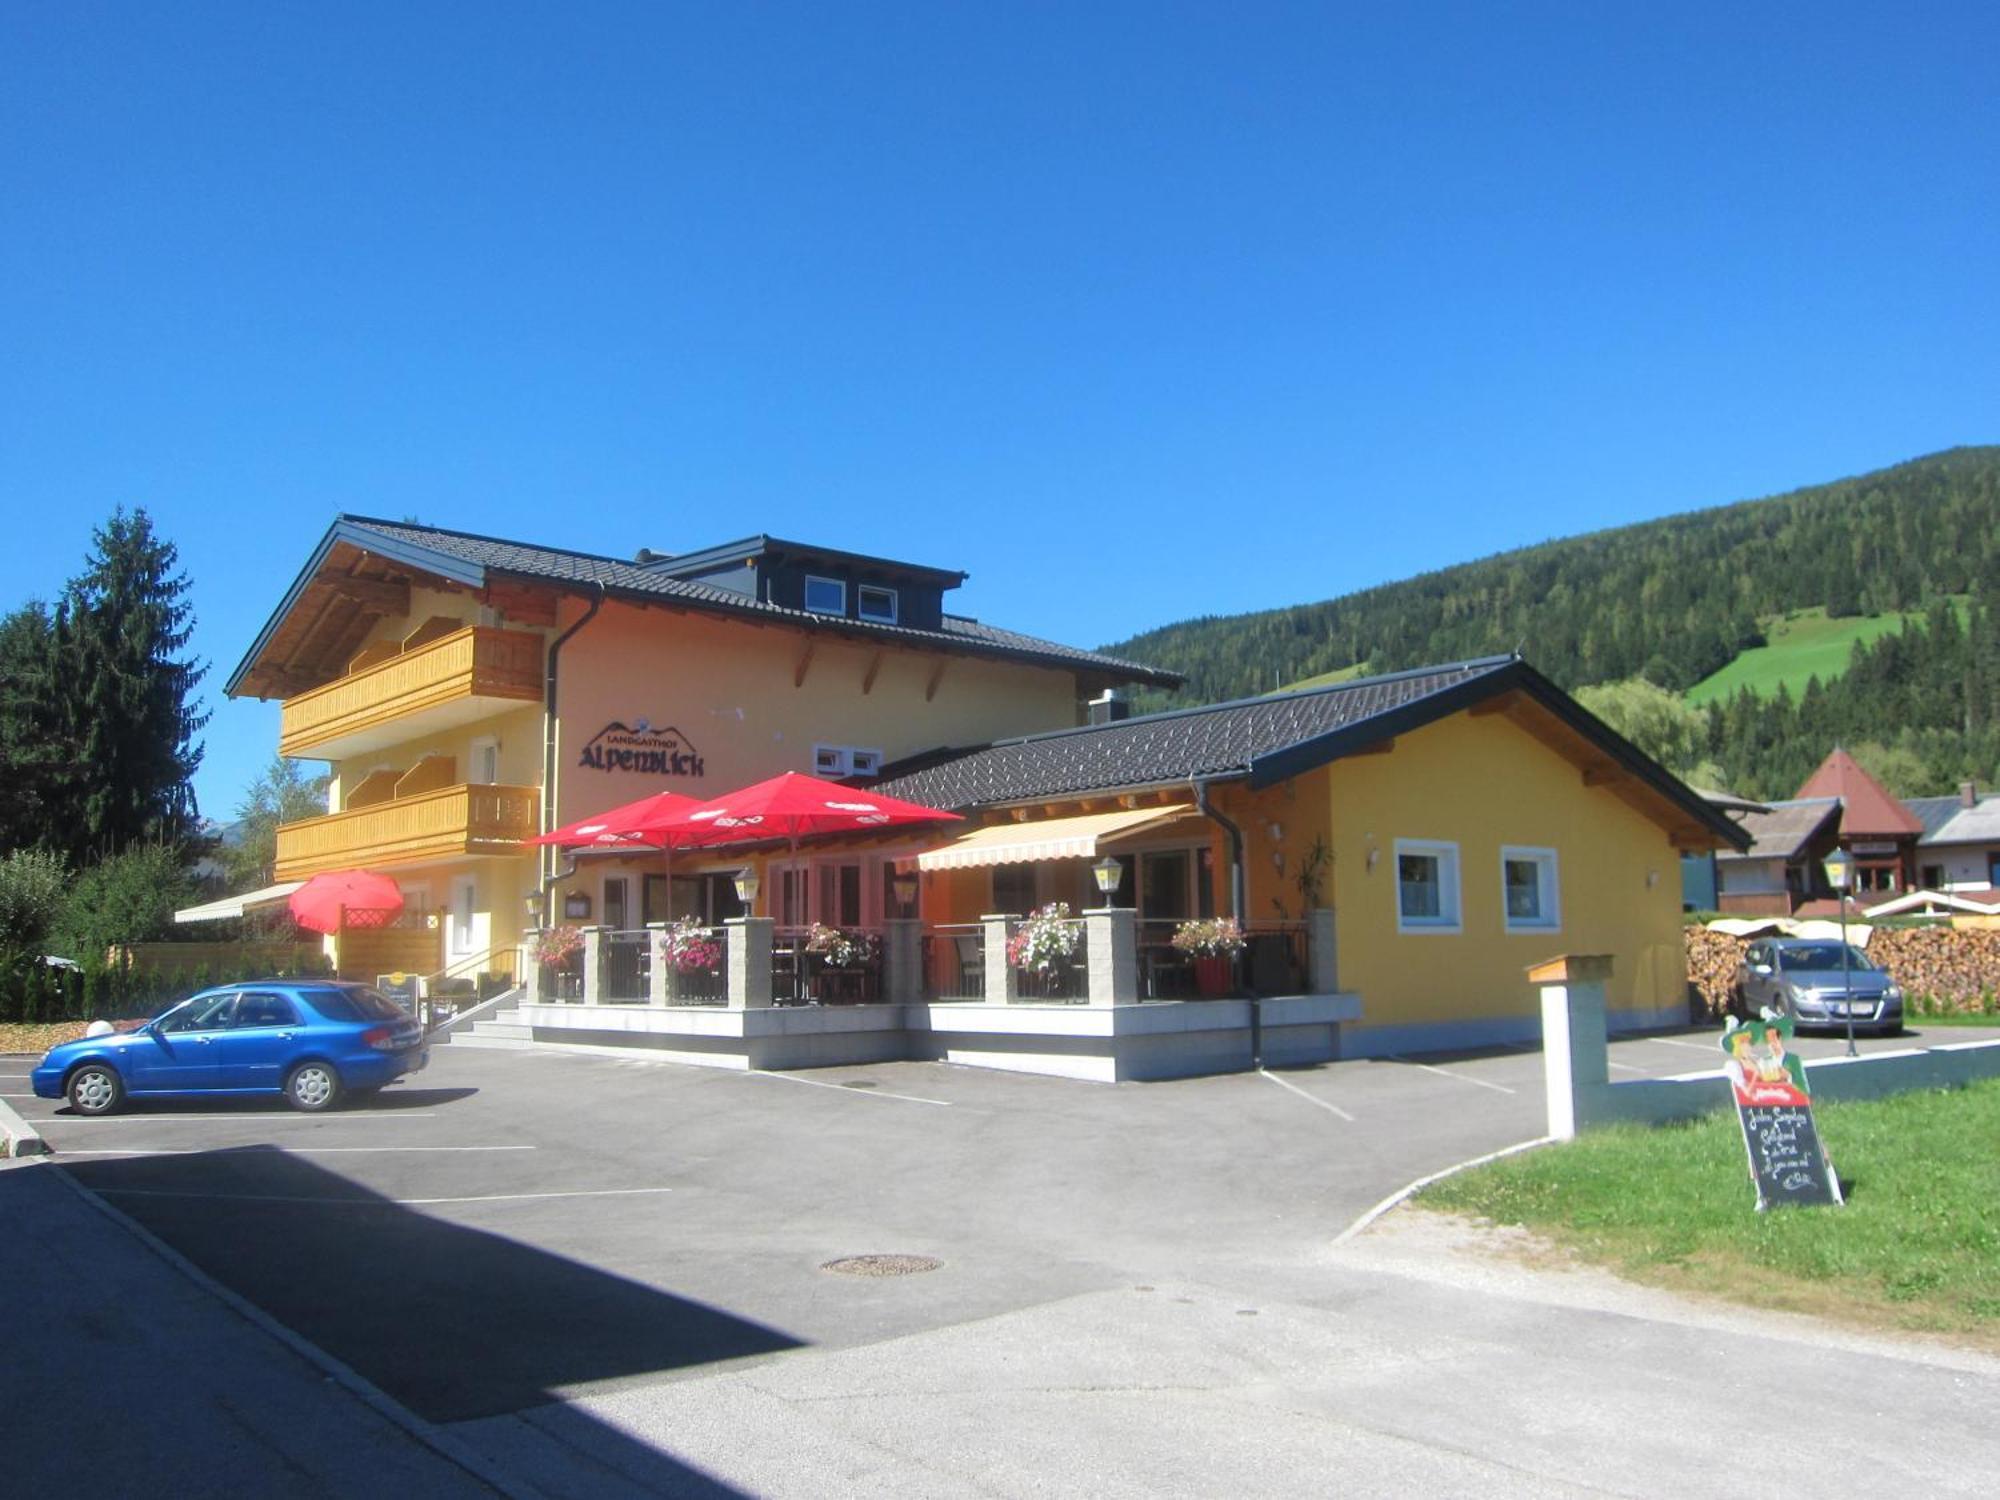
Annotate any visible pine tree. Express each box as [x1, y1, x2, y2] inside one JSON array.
[[47, 510, 208, 860]]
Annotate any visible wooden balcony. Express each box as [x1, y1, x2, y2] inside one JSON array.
[[275, 783, 540, 880], [278, 625, 543, 760]]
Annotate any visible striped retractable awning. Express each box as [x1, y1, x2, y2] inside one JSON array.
[[173, 881, 306, 924], [915, 804, 1196, 871]]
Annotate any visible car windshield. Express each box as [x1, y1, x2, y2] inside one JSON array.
[[303, 985, 408, 1023], [1778, 944, 1873, 972]]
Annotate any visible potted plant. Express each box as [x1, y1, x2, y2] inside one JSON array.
[[1171, 917, 1245, 998], [534, 924, 585, 999], [805, 922, 881, 1001], [654, 917, 722, 1001], [1007, 903, 1081, 994]]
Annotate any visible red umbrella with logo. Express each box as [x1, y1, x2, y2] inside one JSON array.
[[288, 869, 405, 935], [524, 790, 713, 849], [632, 771, 960, 847]]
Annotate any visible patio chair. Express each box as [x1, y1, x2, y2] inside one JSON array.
[[953, 935, 982, 995]]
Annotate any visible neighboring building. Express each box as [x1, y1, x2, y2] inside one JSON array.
[[1709, 798, 1841, 918], [1713, 748, 1927, 917], [1907, 782, 2000, 894], [211, 516, 1745, 1062], [1793, 747, 1923, 896]]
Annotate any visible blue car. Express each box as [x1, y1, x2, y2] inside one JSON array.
[[32, 981, 429, 1115]]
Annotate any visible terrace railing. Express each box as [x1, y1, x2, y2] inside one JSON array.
[[1005, 912, 1090, 1004], [772, 926, 886, 1005]]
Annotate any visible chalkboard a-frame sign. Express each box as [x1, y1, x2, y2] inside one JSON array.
[[1720, 1015, 1843, 1212]]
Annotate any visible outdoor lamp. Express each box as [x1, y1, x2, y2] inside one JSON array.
[[1091, 856, 1123, 901], [732, 866, 762, 909], [524, 890, 544, 925], [891, 870, 918, 913], [1822, 847, 1860, 1059]]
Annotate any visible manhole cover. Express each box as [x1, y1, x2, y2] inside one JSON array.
[[821, 1254, 943, 1277]]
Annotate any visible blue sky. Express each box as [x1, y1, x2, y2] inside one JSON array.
[[3, 3, 1995, 822]]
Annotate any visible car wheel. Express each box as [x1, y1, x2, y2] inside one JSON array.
[[285, 1061, 342, 1113], [67, 1064, 124, 1116]]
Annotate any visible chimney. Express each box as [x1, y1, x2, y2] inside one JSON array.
[[1088, 689, 1130, 726], [1963, 780, 1980, 809]]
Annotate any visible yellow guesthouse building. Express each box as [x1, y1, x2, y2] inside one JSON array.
[[222, 515, 1746, 1071]]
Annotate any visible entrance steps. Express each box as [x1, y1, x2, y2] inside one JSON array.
[[448, 1009, 534, 1049]]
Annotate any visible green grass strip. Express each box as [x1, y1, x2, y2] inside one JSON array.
[[1420, 1081, 2000, 1341]]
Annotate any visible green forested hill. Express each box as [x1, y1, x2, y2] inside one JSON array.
[[1104, 447, 2000, 708], [1100, 447, 2000, 799]]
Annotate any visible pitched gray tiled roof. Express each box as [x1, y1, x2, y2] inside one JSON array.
[[872, 657, 1516, 808], [340, 517, 1179, 686], [1923, 795, 2000, 847], [1716, 798, 1841, 862], [1904, 795, 1965, 841]]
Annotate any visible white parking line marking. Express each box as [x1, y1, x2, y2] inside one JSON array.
[[750, 1071, 952, 1107], [94, 1185, 674, 1207], [1645, 1037, 1722, 1053], [1386, 1056, 1518, 1095], [1607, 1061, 1648, 1074], [1258, 1068, 1355, 1121], [2, 1092, 39, 1099], [57, 1145, 533, 1157]]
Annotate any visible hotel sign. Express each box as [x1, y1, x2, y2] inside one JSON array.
[[577, 720, 705, 779]]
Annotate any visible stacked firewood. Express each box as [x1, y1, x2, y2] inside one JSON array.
[[1869, 926, 2000, 1010], [1682, 924, 2000, 1017], [1684, 927, 1748, 1017]]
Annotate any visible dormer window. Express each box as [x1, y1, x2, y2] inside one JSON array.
[[803, 575, 846, 616], [857, 585, 898, 624]]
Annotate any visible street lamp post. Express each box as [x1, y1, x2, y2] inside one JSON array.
[[1823, 847, 1858, 1058], [1090, 856, 1123, 907]]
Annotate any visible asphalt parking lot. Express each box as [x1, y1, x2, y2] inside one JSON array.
[[8, 1021, 1998, 1498], [6, 1037, 1557, 1423]]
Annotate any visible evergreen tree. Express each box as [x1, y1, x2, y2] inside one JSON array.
[[0, 603, 61, 850], [46, 510, 208, 861]]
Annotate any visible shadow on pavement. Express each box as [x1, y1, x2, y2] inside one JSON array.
[[59, 1148, 801, 1493]]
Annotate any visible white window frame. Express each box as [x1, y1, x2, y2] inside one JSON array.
[[1499, 845, 1561, 933], [450, 876, 477, 954], [812, 743, 884, 778], [856, 584, 898, 623], [1394, 838, 1461, 934], [470, 735, 500, 786], [803, 575, 846, 616]]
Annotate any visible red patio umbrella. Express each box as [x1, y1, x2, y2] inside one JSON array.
[[524, 790, 712, 850], [634, 771, 960, 846], [289, 869, 405, 935]]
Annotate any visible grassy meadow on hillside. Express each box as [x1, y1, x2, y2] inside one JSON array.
[[1685, 602, 1968, 707]]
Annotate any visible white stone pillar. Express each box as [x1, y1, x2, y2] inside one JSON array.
[[646, 922, 671, 1006], [523, 943, 544, 1003], [1306, 907, 1338, 994], [981, 914, 1017, 1006], [1530, 954, 1612, 1141], [883, 918, 922, 1005], [728, 917, 774, 1009], [1084, 907, 1138, 1006], [581, 926, 608, 1006]]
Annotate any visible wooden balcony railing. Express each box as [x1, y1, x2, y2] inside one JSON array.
[[275, 783, 540, 880], [279, 626, 543, 759]]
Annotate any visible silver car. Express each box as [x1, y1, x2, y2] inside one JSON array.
[[1738, 937, 1904, 1034]]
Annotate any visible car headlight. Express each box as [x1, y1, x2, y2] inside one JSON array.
[[1884, 985, 1902, 1001]]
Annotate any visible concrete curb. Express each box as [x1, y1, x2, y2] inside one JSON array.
[[0, 1096, 51, 1157], [1331, 1135, 1553, 1246]]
